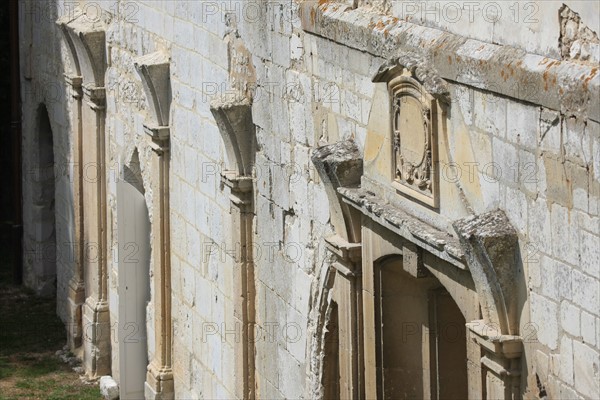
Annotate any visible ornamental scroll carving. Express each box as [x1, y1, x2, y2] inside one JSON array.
[[389, 73, 439, 207]]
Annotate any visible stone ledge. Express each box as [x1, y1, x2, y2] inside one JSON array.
[[300, 2, 600, 121], [338, 187, 466, 268]]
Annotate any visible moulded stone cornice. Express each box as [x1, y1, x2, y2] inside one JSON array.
[[372, 56, 450, 103], [301, 1, 600, 120], [57, 12, 107, 88], [339, 186, 466, 267], [210, 98, 256, 177], [134, 52, 172, 128], [312, 140, 363, 243]]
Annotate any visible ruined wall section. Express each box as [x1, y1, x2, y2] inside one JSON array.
[[20, 0, 599, 398]]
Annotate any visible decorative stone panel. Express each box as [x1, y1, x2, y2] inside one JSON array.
[[388, 72, 439, 207]]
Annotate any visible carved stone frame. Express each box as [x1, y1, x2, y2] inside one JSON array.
[[388, 73, 439, 208]]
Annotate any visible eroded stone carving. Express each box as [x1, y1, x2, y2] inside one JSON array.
[[388, 71, 439, 207], [559, 4, 600, 63], [453, 209, 520, 336], [371, 63, 444, 208], [312, 140, 363, 242]]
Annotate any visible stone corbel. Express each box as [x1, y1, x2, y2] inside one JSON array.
[[311, 140, 363, 243], [58, 12, 107, 96], [454, 210, 523, 400], [312, 140, 364, 398], [453, 209, 520, 336], [210, 98, 255, 178], [134, 52, 171, 150]]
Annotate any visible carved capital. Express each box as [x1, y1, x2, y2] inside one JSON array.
[[134, 52, 171, 127], [312, 140, 363, 243], [325, 234, 362, 263], [221, 171, 253, 208], [82, 85, 106, 108], [454, 210, 520, 335], [144, 124, 170, 153], [64, 74, 83, 99]]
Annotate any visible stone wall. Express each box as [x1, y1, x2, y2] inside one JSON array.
[[19, 0, 74, 316], [20, 0, 599, 399]]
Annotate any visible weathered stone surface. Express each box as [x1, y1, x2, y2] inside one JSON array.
[[19, 1, 600, 399], [339, 187, 465, 267], [453, 210, 520, 335], [312, 140, 363, 242], [300, 1, 600, 120], [99, 376, 119, 400]]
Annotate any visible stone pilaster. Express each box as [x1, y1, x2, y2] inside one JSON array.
[[133, 51, 175, 400], [325, 235, 363, 399], [64, 74, 85, 350], [80, 84, 111, 377], [210, 98, 257, 399], [144, 127, 174, 400], [222, 172, 256, 400]]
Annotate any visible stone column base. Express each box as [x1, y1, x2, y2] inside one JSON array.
[[67, 279, 85, 349], [145, 365, 174, 400], [82, 298, 111, 377]]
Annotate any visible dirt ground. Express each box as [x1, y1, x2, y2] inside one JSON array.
[[0, 238, 101, 400]]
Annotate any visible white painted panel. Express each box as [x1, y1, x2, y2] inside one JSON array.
[[117, 180, 150, 400]]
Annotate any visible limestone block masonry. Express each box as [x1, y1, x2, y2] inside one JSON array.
[[18, 0, 599, 399]]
